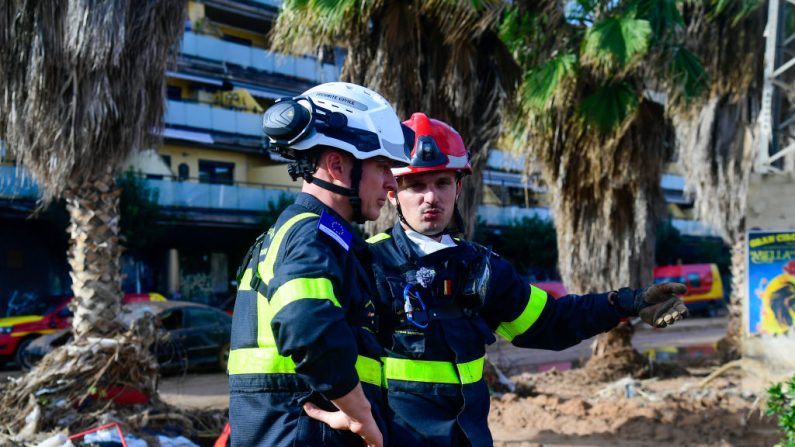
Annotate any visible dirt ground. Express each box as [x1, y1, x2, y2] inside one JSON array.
[[489, 357, 782, 447], [153, 356, 785, 446], [2, 357, 784, 446]]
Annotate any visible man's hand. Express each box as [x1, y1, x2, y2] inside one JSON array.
[[611, 282, 689, 328], [303, 383, 383, 447]]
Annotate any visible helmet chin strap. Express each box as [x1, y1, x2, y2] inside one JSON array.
[[289, 155, 365, 224]]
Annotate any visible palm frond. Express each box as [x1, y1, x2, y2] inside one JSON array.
[[668, 45, 708, 99], [579, 80, 638, 132], [271, 0, 372, 54], [520, 52, 577, 112], [631, 0, 684, 40], [581, 15, 652, 74], [710, 0, 763, 26], [0, 0, 185, 204]]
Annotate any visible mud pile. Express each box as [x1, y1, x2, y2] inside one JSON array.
[[489, 362, 779, 446]]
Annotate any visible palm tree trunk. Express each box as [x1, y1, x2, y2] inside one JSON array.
[[717, 235, 746, 362], [672, 94, 757, 363], [544, 101, 670, 380], [458, 151, 486, 238], [64, 169, 123, 338]]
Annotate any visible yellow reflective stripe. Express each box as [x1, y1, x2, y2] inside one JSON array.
[[229, 348, 383, 387], [257, 292, 277, 348], [456, 357, 485, 384], [271, 277, 340, 314], [259, 277, 339, 347], [355, 355, 382, 387], [258, 212, 318, 286], [366, 233, 391, 244], [238, 268, 254, 291], [228, 347, 295, 375], [383, 356, 484, 385], [496, 285, 548, 342], [254, 212, 316, 348]]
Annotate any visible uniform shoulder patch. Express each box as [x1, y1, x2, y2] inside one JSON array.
[[317, 210, 352, 251]]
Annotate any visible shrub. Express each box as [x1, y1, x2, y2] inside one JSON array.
[[766, 373, 795, 447]]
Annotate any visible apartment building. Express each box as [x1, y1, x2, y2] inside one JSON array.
[[0, 0, 335, 309], [0, 0, 716, 312]]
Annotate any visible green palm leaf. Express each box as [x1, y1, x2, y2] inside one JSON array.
[[521, 52, 577, 111], [579, 81, 638, 132], [632, 0, 684, 41], [582, 16, 652, 72], [711, 0, 762, 26], [669, 45, 707, 99]]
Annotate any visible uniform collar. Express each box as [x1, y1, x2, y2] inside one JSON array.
[[391, 222, 458, 260], [404, 230, 456, 256]]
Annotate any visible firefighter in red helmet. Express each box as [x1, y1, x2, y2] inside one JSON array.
[[356, 112, 688, 446]]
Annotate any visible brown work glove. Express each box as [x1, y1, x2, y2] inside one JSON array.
[[610, 282, 689, 328]]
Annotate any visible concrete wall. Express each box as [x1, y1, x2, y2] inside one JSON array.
[[744, 172, 795, 373]]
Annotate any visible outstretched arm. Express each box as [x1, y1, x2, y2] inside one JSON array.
[[482, 257, 687, 351]]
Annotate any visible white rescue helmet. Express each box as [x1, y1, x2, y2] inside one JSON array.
[[263, 82, 410, 166]]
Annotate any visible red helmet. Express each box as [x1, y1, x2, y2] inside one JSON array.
[[785, 260, 795, 275], [392, 113, 472, 177]]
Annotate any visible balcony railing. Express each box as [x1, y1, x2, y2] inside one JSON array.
[[1, 165, 720, 235], [150, 177, 298, 211], [164, 99, 262, 136], [0, 165, 38, 199], [180, 31, 339, 83], [478, 205, 551, 226], [0, 166, 300, 212], [251, 0, 282, 7]]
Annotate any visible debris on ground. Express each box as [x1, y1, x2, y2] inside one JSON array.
[[0, 312, 226, 445], [489, 355, 780, 446]]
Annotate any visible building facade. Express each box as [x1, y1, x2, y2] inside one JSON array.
[[0, 0, 718, 314]]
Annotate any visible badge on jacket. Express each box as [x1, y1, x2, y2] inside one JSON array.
[[317, 211, 352, 251]]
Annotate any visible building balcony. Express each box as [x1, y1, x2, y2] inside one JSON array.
[[0, 165, 38, 200], [150, 177, 297, 212], [478, 205, 551, 226], [479, 203, 717, 237], [251, 0, 282, 7], [164, 99, 262, 137], [180, 31, 339, 84], [670, 219, 719, 238], [0, 166, 298, 213]]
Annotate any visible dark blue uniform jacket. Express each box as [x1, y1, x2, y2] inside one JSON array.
[[229, 193, 385, 447], [368, 223, 622, 447]]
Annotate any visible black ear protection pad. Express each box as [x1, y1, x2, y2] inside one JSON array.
[[262, 100, 312, 143]]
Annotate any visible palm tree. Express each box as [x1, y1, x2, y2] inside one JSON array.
[[271, 0, 520, 237], [0, 0, 184, 434], [670, 1, 766, 362], [499, 0, 714, 379]]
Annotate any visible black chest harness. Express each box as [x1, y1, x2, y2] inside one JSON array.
[[373, 237, 492, 330]]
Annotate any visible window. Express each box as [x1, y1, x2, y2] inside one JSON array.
[[199, 160, 234, 185], [159, 309, 183, 331], [167, 85, 182, 100], [178, 163, 190, 181], [185, 308, 221, 328]]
